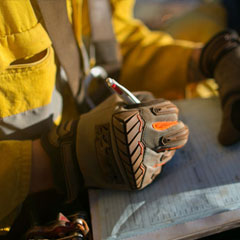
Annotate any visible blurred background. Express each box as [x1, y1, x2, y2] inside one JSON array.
[[134, 0, 221, 99], [135, 0, 209, 30]]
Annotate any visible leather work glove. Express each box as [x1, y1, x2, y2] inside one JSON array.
[[41, 92, 189, 202], [200, 30, 240, 145]]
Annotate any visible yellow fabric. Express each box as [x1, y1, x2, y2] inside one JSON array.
[[0, 47, 56, 118], [160, 1, 226, 98], [0, 0, 56, 226], [69, 0, 225, 98], [112, 0, 226, 98], [0, 0, 226, 227], [71, 0, 83, 45], [0, 1, 52, 72]]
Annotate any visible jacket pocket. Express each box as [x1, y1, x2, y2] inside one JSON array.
[[0, 46, 57, 118]]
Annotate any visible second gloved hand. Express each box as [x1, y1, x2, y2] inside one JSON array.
[[41, 92, 189, 202], [200, 30, 240, 145]]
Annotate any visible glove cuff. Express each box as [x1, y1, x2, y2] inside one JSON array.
[[200, 30, 240, 78], [41, 120, 84, 203]]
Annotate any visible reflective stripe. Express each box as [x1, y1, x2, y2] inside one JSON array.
[[0, 89, 62, 140]]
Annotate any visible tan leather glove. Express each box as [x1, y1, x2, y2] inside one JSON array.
[[200, 30, 240, 145], [41, 92, 189, 202]]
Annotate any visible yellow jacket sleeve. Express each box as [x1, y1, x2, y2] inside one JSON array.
[[0, 141, 32, 227], [0, 0, 58, 228], [111, 0, 225, 99]]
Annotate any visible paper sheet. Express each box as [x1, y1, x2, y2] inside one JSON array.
[[89, 98, 240, 240]]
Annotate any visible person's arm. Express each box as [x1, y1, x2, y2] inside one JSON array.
[[199, 30, 240, 145], [111, 0, 223, 98]]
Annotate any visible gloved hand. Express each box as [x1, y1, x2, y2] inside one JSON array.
[[200, 30, 240, 145], [41, 92, 189, 202]]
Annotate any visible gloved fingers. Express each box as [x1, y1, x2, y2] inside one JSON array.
[[119, 99, 187, 151], [112, 100, 188, 190], [126, 98, 180, 119], [154, 150, 176, 167], [150, 121, 189, 152], [200, 30, 240, 78], [140, 149, 176, 188], [132, 91, 155, 102]]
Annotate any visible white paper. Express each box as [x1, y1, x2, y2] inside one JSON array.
[[89, 98, 240, 240]]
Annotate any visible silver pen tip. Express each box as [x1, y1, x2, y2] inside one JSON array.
[[106, 78, 115, 87]]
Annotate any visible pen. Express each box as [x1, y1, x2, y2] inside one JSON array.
[[106, 78, 141, 104]]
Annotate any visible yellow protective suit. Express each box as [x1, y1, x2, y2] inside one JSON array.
[[0, 0, 226, 227]]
